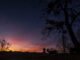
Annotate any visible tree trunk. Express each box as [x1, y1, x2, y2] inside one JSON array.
[[62, 32, 66, 53], [64, 7, 80, 48], [64, 0, 80, 49], [66, 23, 80, 48]]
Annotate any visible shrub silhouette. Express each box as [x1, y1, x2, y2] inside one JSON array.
[[47, 48, 58, 55], [0, 39, 10, 51]]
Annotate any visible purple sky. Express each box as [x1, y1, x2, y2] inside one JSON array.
[[0, 0, 59, 52]]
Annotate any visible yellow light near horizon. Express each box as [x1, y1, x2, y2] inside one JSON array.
[[8, 46, 42, 53]]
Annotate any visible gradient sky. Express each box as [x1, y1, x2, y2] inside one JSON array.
[[0, 0, 59, 52], [0, 0, 79, 52]]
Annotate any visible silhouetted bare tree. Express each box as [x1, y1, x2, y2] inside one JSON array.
[[42, 0, 80, 53], [0, 39, 10, 51]]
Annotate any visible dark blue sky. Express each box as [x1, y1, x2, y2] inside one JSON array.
[[0, 0, 58, 52], [0, 0, 43, 37]]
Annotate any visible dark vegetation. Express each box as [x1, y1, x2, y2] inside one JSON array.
[[0, 51, 80, 60], [42, 0, 80, 54], [0, 39, 10, 51]]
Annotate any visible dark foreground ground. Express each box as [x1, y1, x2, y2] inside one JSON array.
[[0, 52, 80, 60]]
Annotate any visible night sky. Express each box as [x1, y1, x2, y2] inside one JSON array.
[[0, 0, 58, 52], [0, 0, 80, 52]]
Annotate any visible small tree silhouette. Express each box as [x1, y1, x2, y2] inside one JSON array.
[[0, 39, 10, 51], [43, 48, 46, 53]]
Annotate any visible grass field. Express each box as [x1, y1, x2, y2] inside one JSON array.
[[0, 52, 80, 60]]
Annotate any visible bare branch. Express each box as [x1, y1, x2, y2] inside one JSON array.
[[71, 9, 80, 25]]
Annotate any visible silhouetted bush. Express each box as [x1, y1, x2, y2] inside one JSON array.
[[0, 39, 10, 51], [47, 48, 58, 55]]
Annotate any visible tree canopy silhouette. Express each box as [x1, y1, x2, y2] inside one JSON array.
[[42, 0, 80, 53]]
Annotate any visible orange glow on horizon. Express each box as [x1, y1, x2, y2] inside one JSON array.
[[9, 47, 42, 52], [7, 37, 43, 52], [5, 36, 58, 53]]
